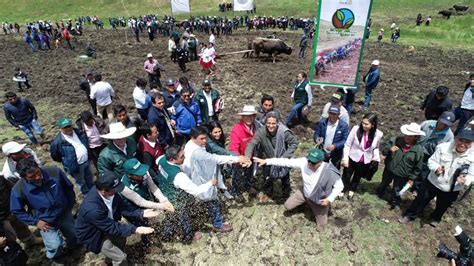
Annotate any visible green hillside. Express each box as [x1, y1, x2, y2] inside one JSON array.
[[1, 0, 472, 49]]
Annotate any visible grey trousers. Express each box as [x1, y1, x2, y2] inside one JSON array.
[[101, 236, 127, 266], [284, 189, 329, 226]]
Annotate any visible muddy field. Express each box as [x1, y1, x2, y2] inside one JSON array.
[[0, 29, 472, 264]]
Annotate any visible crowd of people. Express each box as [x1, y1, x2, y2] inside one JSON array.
[[0, 10, 473, 266]]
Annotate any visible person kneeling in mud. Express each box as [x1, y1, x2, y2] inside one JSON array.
[[254, 148, 343, 228], [81, 41, 96, 58]]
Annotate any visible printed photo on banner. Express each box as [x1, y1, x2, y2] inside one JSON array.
[[309, 0, 373, 87]]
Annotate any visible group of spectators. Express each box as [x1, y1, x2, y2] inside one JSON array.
[[21, 19, 78, 52], [1, 12, 473, 266]]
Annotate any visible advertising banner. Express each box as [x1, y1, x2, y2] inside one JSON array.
[[233, 0, 254, 11], [171, 0, 190, 13], [309, 0, 373, 87]]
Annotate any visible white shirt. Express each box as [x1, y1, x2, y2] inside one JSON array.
[[99, 193, 114, 219], [90, 81, 114, 106], [168, 39, 176, 52], [133, 86, 147, 109], [266, 158, 344, 202], [203, 91, 214, 116], [461, 87, 474, 110], [209, 34, 215, 45], [61, 131, 88, 164], [114, 142, 127, 155], [324, 120, 339, 151], [156, 156, 214, 199], [84, 122, 103, 148]]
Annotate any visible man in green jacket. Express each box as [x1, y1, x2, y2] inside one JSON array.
[[98, 122, 138, 177], [375, 123, 425, 210], [194, 79, 222, 124], [245, 112, 299, 203]]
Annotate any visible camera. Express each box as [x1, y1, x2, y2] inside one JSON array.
[[437, 225, 473, 266]]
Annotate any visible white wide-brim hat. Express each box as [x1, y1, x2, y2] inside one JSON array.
[[238, 105, 257, 115], [371, 59, 380, 66], [400, 123, 425, 136], [2, 141, 26, 156], [100, 122, 136, 139]]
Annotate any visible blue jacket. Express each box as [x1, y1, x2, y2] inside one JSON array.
[[364, 67, 380, 90], [10, 166, 76, 226], [172, 99, 202, 135], [3, 97, 38, 127], [75, 188, 143, 254], [313, 118, 349, 158], [51, 129, 89, 173], [147, 106, 174, 146]]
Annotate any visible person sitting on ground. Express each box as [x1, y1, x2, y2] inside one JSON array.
[[341, 113, 383, 199], [245, 112, 299, 203], [254, 148, 344, 229], [12, 67, 32, 91], [375, 123, 424, 210], [399, 130, 473, 227], [75, 171, 158, 265], [82, 41, 96, 58], [286, 72, 312, 127]]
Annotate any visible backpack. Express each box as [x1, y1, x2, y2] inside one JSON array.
[[188, 37, 197, 49]]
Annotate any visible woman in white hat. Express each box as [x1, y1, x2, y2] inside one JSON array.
[[375, 123, 425, 210]]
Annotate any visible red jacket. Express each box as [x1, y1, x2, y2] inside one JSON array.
[[229, 121, 256, 156], [63, 29, 70, 40]]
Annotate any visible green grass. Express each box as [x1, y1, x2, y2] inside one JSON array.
[[0, 0, 472, 50]]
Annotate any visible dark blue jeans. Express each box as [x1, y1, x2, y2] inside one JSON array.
[[18, 119, 44, 144], [206, 200, 223, 228], [286, 103, 305, 126], [364, 87, 374, 108]]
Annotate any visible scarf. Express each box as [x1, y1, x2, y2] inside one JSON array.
[[269, 124, 291, 179]]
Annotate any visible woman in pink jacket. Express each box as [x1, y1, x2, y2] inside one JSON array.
[[341, 113, 383, 198]]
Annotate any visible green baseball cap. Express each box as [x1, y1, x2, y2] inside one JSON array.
[[123, 158, 149, 176], [57, 118, 73, 128], [307, 148, 324, 163]]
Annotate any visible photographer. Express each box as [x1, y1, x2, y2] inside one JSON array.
[[399, 130, 473, 227], [437, 225, 473, 266]]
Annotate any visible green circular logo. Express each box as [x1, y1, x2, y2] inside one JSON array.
[[332, 8, 355, 29]]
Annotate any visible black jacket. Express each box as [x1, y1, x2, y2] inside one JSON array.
[[420, 89, 453, 120]]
